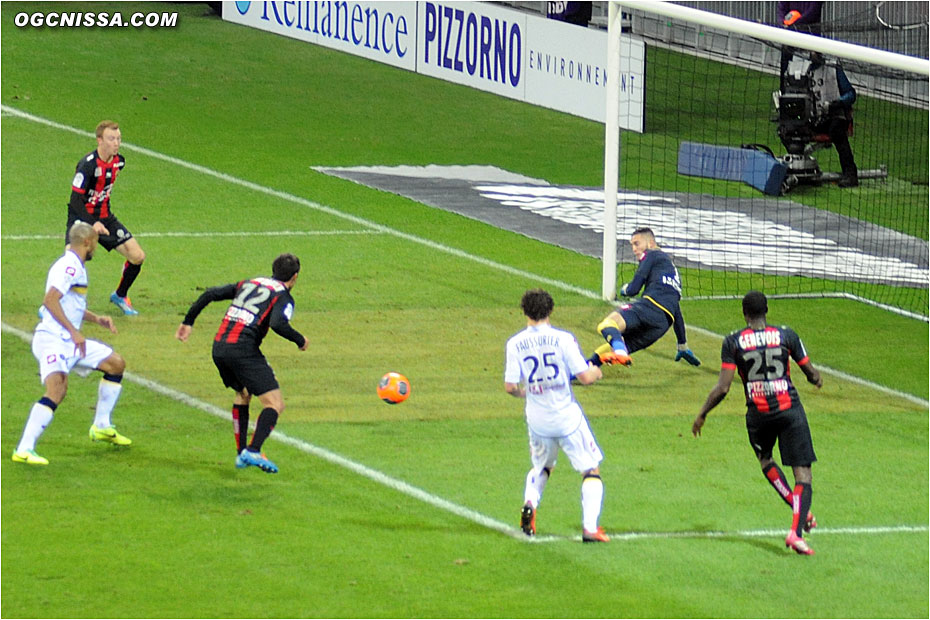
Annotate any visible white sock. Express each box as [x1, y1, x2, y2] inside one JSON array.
[[523, 467, 550, 508], [94, 377, 123, 429], [17, 402, 55, 452], [581, 475, 604, 532]]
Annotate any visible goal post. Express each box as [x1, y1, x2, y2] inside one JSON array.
[[602, 1, 622, 300], [603, 0, 929, 317]]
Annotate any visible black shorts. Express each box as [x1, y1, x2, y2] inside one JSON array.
[[745, 404, 817, 467], [66, 213, 133, 251], [617, 299, 673, 354], [211, 345, 279, 397]]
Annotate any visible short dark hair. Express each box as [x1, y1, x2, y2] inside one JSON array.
[[742, 290, 768, 319], [521, 289, 554, 321], [632, 227, 655, 240], [272, 253, 301, 282]]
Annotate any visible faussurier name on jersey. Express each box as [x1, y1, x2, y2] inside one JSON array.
[[514, 334, 560, 352]]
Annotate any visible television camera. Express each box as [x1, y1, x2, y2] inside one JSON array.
[[768, 52, 886, 193]]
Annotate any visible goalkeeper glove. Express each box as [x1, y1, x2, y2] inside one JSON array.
[[675, 347, 701, 366], [619, 283, 631, 297]]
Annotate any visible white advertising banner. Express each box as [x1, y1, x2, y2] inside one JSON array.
[[416, 2, 525, 100], [223, 1, 645, 131], [224, 1, 417, 70], [524, 13, 644, 131]]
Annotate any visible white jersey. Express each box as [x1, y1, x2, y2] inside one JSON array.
[[37, 250, 88, 340], [505, 323, 590, 437]]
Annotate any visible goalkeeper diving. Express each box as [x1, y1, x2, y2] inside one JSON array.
[[588, 227, 701, 368]]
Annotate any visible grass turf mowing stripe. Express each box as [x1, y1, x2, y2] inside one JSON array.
[[1, 320, 527, 542], [4, 104, 925, 410], [5, 322, 926, 547], [1, 104, 596, 300], [2, 230, 383, 240]]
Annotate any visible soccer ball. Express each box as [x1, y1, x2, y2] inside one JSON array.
[[377, 372, 411, 404]]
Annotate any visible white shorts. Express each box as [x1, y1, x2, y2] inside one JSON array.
[[32, 330, 114, 384], [527, 415, 603, 474]]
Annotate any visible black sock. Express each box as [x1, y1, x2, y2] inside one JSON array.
[[232, 404, 250, 454], [116, 261, 142, 297], [248, 408, 279, 453], [38, 396, 59, 412], [794, 482, 812, 536], [762, 463, 794, 508]]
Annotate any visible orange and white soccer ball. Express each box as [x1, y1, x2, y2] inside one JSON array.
[[377, 372, 411, 404]]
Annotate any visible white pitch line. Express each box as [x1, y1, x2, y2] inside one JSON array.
[[0, 321, 526, 541], [2, 320, 927, 544], [2, 230, 382, 241], [2, 107, 925, 405], [561, 524, 929, 543]]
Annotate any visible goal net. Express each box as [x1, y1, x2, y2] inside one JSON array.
[[603, 1, 929, 319]]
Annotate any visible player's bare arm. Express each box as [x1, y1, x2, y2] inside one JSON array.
[[800, 360, 823, 388], [692, 367, 735, 436], [175, 324, 193, 342], [84, 310, 118, 334], [504, 382, 526, 398], [43, 288, 86, 356], [575, 362, 603, 385]]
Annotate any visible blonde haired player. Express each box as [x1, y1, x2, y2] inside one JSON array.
[[67, 120, 146, 315], [505, 288, 609, 542]]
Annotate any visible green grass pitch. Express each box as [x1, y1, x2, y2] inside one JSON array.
[[2, 3, 927, 617]]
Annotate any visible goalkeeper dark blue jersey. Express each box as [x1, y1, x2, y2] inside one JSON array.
[[621, 248, 687, 345], [623, 249, 682, 316]]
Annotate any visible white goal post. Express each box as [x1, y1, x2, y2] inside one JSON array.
[[601, 0, 930, 301]]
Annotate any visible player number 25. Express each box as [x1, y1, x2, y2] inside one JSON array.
[[744, 348, 785, 381], [523, 352, 559, 383]]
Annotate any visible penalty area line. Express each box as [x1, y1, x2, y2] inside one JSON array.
[[1, 321, 527, 542]]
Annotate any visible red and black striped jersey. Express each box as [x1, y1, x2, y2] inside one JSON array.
[[721, 324, 810, 414], [68, 150, 125, 220], [182, 277, 305, 350]]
